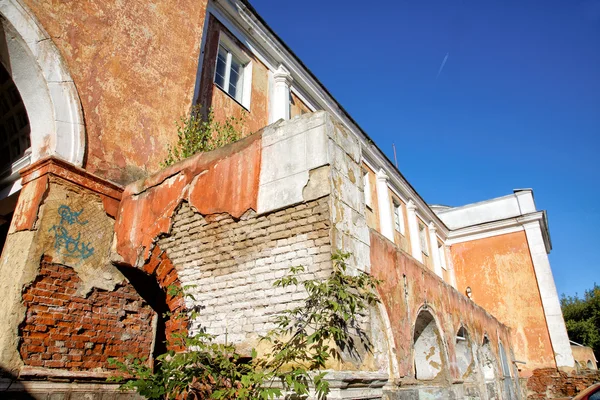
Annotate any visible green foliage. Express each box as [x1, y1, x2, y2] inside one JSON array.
[[161, 106, 244, 168], [109, 251, 381, 399], [561, 284, 600, 359]]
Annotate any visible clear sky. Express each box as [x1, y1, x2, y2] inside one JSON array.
[[250, 0, 600, 298]]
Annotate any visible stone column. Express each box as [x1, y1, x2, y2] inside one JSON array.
[[406, 199, 422, 262], [428, 222, 442, 278], [272, 64, 293, 122], [375, 169, 394, 242]]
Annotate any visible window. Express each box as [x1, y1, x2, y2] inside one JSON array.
[[393, 201, 405, 234], [418, 223, 428, 255], [213, 36, 252, 108], [363, 169, 372, 208], [438, 242, 447, 270]]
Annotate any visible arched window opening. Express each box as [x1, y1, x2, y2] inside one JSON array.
[[587, 360, 593, 369], [413, 310, 444, 380], [0, 62, 30, 188], [480, 335, 496, 381], [455, 326, 473, 378]]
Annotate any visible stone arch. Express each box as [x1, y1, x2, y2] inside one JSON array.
[[480, 335, 497, 381], [455, 325, 473, 379], [413, 309, 445, 380], [0, 0, 85, 194], [116, 245, 188, 358]]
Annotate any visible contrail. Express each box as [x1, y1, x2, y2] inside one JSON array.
[[436, 52, 449, 79]]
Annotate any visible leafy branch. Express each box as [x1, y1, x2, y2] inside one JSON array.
[[109, 251, 381, 400], [161, 105, 244, 168]]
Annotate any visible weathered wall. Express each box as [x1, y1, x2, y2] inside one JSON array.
[[115, 131, 262, 268], [159, 198, 332, 351], [197, 15, 269, 136], [290, 91, 311, 118], [20, 257, 154, 371], [571, 345, 598, 370], [371, 230, 518, 399], [450, 231, 556, 375], [526, 368, 600, 399], [0, 158, 158, 378], [19, 0, 209, 184]]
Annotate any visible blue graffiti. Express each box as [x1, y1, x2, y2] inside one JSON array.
[[49, 205, 94, 260], [57, 204, 88, 226]]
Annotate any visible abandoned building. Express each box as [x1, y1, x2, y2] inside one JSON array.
[[0, 0, 594, 399]]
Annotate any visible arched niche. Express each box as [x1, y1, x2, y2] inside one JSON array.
[[0, 0, 85, 198], [480, 335, 497, 381], [455, 325, 473, 378], [413, 310, 445, 380]]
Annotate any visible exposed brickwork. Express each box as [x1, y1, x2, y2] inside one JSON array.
[[142, 245, 187, 350], [19, 257, 155, 370], [526, 368, 600, 399], [158, 197, 332, 344]]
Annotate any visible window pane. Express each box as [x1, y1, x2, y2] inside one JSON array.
[[228, 57, 244, 102], [215, 47, 228, 89]]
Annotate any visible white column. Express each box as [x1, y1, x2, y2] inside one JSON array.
[[428, 222, 442, 278], [272, 64, 292, 122], [406, 199, 422, 262], [375, 169, 394, 242], [523, 221, 575, 368]]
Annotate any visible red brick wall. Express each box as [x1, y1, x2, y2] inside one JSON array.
[[19, 257, 155, 370], [527, 368, 600, 399]]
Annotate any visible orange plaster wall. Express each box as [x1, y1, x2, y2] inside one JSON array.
[[370, 229, 514, 379], [197, 16, 269, 137], [450, 231, 556, 375], [22, 0, 209, 184], [115, 132, 262, 268], [290, 92, 312, 118]]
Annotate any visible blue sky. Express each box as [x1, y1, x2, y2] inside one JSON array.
[[250, 0, 600, 298]]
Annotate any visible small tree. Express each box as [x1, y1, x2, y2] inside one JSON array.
[[162, 106, 244, 168], [561, 284, 600, 360], [110, 251, 381, 399]]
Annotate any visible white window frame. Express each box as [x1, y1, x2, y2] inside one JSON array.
[[419, 222, 429, 256], [363, 169, 372, 209], [393, 200, 405, 235], [438, 242, 447, 270], [214, 33, 252, 109]]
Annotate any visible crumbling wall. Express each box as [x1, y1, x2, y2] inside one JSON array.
[[526, 368, 600, 399], [19, 257, 154, 370], [450, 231, 557, 375], [371, 229, 519, 399], [158, 197, 331, 351], [20, 0, 210, 184]]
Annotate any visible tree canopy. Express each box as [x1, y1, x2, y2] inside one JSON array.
[[561, 284, 600, 360]]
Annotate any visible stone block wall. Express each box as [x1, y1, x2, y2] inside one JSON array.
[[19, 256, 154, 371], [158, 197, 331, 347]]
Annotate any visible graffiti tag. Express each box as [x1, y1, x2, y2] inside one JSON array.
[[49, 205, 94, 260]]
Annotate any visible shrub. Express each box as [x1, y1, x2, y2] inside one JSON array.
[[109, 251, 381, 400], [161, 106, 244, 168]]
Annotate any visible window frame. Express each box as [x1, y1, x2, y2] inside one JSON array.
[[213, 33, 253, 109], [363, 169, 372, 209], [418, 222, 429, 256], [393, 199, 405, 235]]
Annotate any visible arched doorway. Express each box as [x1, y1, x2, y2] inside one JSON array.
[[455, 326, 473, 379], [413, 310, 445, 380]]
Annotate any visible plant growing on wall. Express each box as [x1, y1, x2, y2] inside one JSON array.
[[161, 106, 245, 167], [109, 251, 381, 399]]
